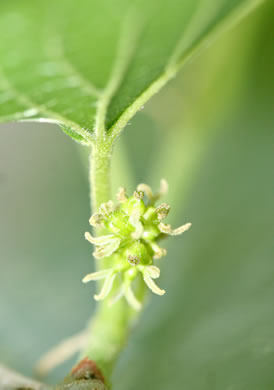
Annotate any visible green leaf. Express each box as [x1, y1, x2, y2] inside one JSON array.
[[0, 1, 273, 388], [0, 0, 266, 144]]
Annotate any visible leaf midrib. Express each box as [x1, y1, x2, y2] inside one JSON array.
[[107, 0, 267, 140], [0, 0, 267, 146]]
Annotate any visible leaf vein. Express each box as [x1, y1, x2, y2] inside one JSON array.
[[0, 68, 93, 143], [94, 9, 142, 140], [46, 32, 102, 98]]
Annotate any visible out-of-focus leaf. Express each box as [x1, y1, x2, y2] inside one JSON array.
[[0, 0, 266, 143], [113, 2, 274, 389], [115, 112, 274, 390]]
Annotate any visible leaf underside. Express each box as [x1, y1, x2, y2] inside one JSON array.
[[0, 0, 266, 143]]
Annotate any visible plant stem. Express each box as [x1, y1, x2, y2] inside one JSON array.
[[82, 139, 134, 387], [82, 300, 132, 385], [89, 141, 113, 212]]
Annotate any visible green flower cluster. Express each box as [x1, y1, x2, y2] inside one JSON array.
[[83, 180, 191, 310]]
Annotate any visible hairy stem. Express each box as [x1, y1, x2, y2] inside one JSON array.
[[81, 300, 132, 385], [89, 141, 113, 212], [82, 139, 135, 387]]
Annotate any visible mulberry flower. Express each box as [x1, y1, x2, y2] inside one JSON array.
[[83, 180, 191, 310]]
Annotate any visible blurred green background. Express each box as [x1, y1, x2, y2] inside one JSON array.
[[1, 1, 274, 389]]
